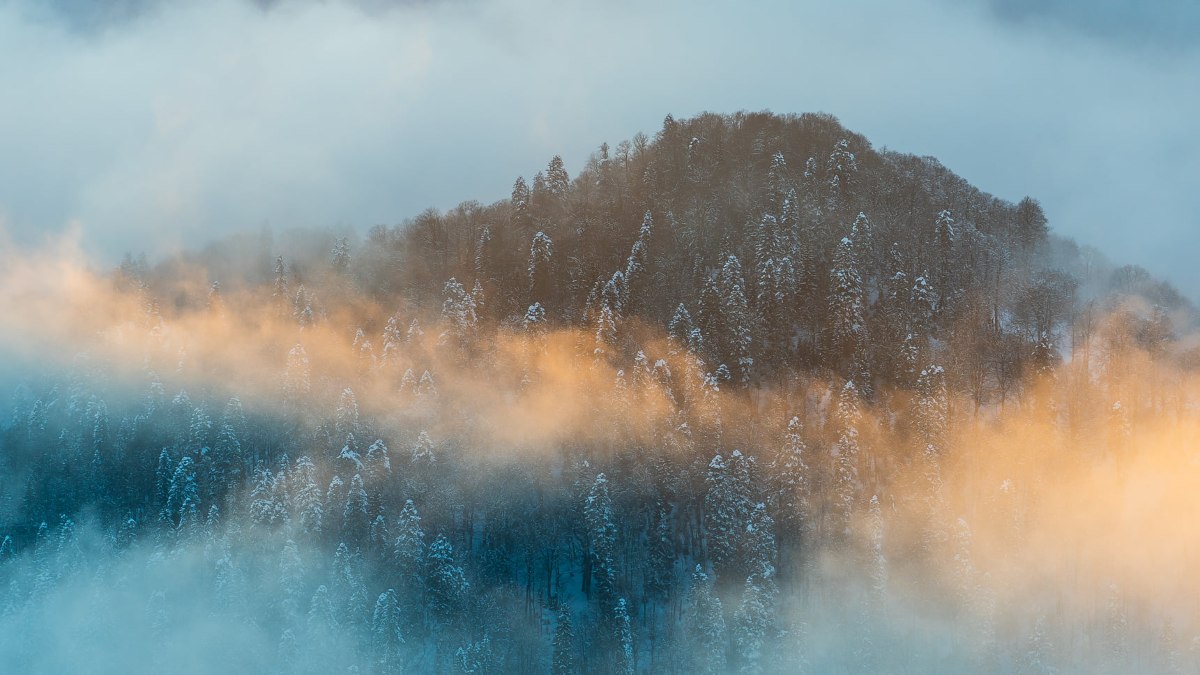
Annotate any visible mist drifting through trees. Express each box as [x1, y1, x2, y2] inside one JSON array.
[[2, 112, 1199, 673]]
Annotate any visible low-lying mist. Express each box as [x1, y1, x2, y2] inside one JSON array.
[[1, 228, 1198, 674]]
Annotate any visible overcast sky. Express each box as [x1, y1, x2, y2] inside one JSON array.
[[1, 0, 1198, 297]]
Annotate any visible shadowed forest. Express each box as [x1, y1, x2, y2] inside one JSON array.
[[2, 112, 1199, 674]]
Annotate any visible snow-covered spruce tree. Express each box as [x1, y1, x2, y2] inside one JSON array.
[[849, 211, 876, 288], [411, 430, 436, 465], [705, 453, 737, 580], [667, 303, 695, 355], [742, 502, 777, 581], [341, 473, 370, 542], [603, 270, 626, 322], [717, 255, 755, 383], [371, 588, 404, 669], [380, 313, 404, 364], [932, 210, 956, 293], [828, 235, 867, 379], [622, 211, 653, 315], [867, 495, 887, 604], [584, 473, 619, 609], [305, 584, 339, 670], [164, 455, 199, 529], [849, 493, 890, 671], [528, 231, 554, 307], [510, 176, 532, 234], [546, 154, 571, 197], [705, 450, 754, 581], [271, 255, 289, 317], [393, 499, 425, 586], [753, 250, 796, 367], [831, 380, 862, 545], [455, 633, 496, 673], [293, 285, 315, 327], [769, 416, 811, 567], [330, 236, 351, 275], [330, 542, 369, 632], [524, 301, 547, 336], [425, 534, 469, 631], [683, 565, 727, 674], [594, 297, 619, 361], [406, 317, 424, 343], [279, 538, 305, 617], [365, 439, 391, 483], [249, 466, 287, 530], [916, 365, 949, 549], [910, 272, 937, 341], [916, 364, 949, 454], [209, 397, 244, 496], [335, 387, 360, 440], [154, 448, 174, 518], [697, 273, 726, 366], [644, 504, 675, 602], [290, 456, 324, 536], [551, 604, 577, 675], [368, 511, 390, 563], [417, 370, 437, 399], [732, 570, 777, 675], [614, 597, 635, 675], [439, 277, 478, 349], [825, 138, 857, 217]]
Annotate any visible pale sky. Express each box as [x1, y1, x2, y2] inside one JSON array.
[[1, 0, 1197, 298]]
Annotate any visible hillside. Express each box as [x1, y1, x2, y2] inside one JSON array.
[[1, 111, 1197, 674]]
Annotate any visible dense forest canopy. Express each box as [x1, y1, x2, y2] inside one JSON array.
[[1, 111, 1198, 674]]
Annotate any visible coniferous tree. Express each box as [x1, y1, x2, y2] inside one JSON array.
[[331, 237, 351, 275], [551, 604, 577, 675], [645, 505, 675, 602], [831, 381, 862, 544], [529, 231, 555, 307], [614, 597, 635, 675], [279, 538, 305, 617], [828, 235, 866, 377], [705, 451, 753, 580], [272, 256, 289, 317], [717, 255, 754, 382], [371, 588, 404, 669], [769, 417, 811, 563], [336, 388, 360, 440], [546, 155, 571, 197], [584, 473, 619, 609], [511, 176, 532, 235], [683, 565, 726, 674], [732, 571, 775, 675], [426, 534, 468, 629], [306, 583, 338, 667], [342, 473, 370, 541], [165, 455, 199, 528], [622, 211, 653, 315], [291, 457, 324, 536], [249, 467, 287, 529], [440, 277, 478, 348]]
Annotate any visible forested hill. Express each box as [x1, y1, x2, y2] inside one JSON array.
[[345, 110, 1192, 394], [1, 111, 1197, 674]]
